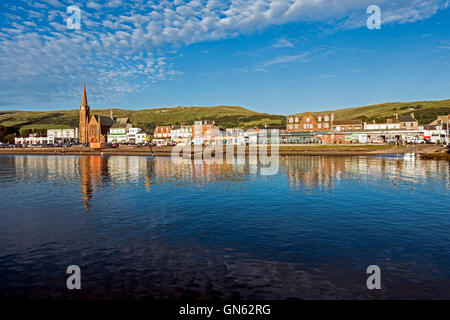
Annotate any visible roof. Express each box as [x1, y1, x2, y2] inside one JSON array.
[[288, 112, 333, 118], [259, 125, 285, 130], [110, 123, 127, 128], [398, 116, 417, 122], [115, 117, 130, 125], [93, 115, 115, 127], [333, 119, 363, 125]]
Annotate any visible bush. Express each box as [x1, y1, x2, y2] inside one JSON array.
[[4, 134, 15, 144]]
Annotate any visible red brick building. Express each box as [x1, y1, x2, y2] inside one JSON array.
[[332, 119, 364, 132], [79, 84, 115, 145], [286, 112, 334, 133]]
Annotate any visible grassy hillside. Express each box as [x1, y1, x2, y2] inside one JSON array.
[[0, 106, 285, 131], [1, 99, 449, 133], [291, 99, 450, 124]]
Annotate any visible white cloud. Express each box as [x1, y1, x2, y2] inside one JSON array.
[[86, 1, 102, 11], [0, 0, 447, 107]]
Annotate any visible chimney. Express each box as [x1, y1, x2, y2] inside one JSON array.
[[410, 112, 415, 119], [372, 120, 376, 124], [110, 109, 114, 120], [395, 113, 398, 120]]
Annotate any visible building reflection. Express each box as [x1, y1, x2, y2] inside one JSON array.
[[12, 154, 449, 210], [79, 156, 108, 211], [280, 155, 450, 191], [152, 157, 236, 184]]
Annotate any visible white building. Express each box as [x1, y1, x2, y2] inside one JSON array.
[[171, 125, 192, 145], [107, 127, 127, 143], [15, 134, 49, 145], [225, 128, 246, 145], [423, 125, 447, 144], [127, 127, 142, 143], [364, 123, 401, 130], [47, 128, 79, 144], [135, 130, 149, 144]]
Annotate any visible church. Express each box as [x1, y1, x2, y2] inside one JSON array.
[[79, 84, 130, 145]]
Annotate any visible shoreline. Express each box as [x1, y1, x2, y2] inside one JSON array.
[[0, 144, 445, 158]]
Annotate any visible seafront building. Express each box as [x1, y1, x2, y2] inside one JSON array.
[[286, 112, 334, 133], [47, 128, 79, 144], [14, 134, 49, 145], [171, 125, 193, 145], [153, 125, 172, 145], [192, 120, 220, 145]]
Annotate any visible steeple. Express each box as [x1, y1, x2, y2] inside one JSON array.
[[79, 83, 90, 144], [82, 83, 88, 108]]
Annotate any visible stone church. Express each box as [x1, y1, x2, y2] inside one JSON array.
[[79, 84, 130, 145]]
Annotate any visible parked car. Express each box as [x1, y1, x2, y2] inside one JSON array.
[[406, 137, 424, 144]]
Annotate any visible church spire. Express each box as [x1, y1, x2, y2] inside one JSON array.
[[82, 83, 88, 108]]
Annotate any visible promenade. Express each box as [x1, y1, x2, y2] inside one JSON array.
[[0, 144, 444, 158]]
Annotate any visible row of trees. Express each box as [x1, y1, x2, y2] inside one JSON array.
[[19, 128, 47, 138], [0, 126, 49, 144]]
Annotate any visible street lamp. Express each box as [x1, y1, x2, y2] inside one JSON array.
[[447, 116, 449, 145]]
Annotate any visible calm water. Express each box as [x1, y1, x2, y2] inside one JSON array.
[[0, 154, 449, 299]]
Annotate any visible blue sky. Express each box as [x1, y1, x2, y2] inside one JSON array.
[[0, 0, 449, 115]]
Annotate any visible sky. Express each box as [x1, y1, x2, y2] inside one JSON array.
[[0, 0, 449, 115]]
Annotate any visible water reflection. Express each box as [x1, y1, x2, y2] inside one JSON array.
[[11, 155, 450, 211], [281, 155, 450, 191], [1, 154, 450, 299]]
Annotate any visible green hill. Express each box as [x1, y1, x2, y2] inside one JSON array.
[[0, 106, 285, 132], [291, 99, 450, 124], [1, 99, 449, 134]]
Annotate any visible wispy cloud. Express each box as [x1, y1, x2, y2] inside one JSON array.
[[262, 53, 309, 67], [272, 38, 295, 48], [314, 69, 363, 80]]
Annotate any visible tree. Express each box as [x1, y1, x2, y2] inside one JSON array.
[[0, 125, 19, 143], [21, 128, 33, 138], [33, 128, 47, 136], [4, 134, 15, 144]]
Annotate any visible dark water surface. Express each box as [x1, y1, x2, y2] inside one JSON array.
[[0, 154, 449, 299]]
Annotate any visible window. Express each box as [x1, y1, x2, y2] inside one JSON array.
[[318, 124, 322, 129], [303, 124, 307, 129], [289, 118, 293, 123], [318, 116, 322, 122], [324, 116, 329, 122], [306, 117, 310, 122], [324, 123, 329, 128], [295, 118, 299, 123]]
